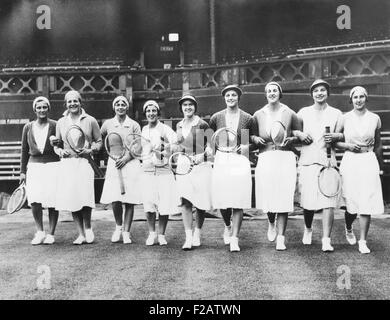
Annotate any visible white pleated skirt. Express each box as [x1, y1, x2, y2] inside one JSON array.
[[255, 150, 296, 213], [55, 158, 95, 212], [211, 151, 252, 209], [141, 171, 181, 216], [100, 158, 143, 205], [176, 161, 212, 211], [26, 162, 59, 208], [340, 151, 384, 215], [298, 164, 341, 210]]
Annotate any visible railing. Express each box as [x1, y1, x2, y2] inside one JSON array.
[[0, 46, 389, 97]]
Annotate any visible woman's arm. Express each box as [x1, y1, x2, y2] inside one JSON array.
[[20, 124, 30, 180], [374, 117, 383, 172]]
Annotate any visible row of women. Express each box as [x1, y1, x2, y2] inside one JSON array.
[[20, 80, 384, 254]]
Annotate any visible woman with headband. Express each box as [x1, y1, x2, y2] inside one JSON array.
[[100, 96, 142, 244], [141, 100, 180, 246], [335, 86, 384, 253], [293, 79, 343, 252], [54, 90, 102, 245], [251, 81, 300, 251], [20, 97, 60, 245], [209, 84, 253, 252], [175, 95, 213, 250]]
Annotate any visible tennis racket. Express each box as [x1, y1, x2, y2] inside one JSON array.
[[317, 126, 342, 197], [168, 151, 207, 175], [7, 182, 27, 214], [105, 132, 126, 195], [211, 127, 240, 153], [65, 125, 104, 178], [124, 133, 168, 167], [269, 121, 287, 147]]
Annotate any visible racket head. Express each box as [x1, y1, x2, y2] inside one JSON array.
[[318, 166, 342, 197], [270, 121, 287, 147], [168, 152, 193, 175], [66, 125, 87, 153], [212, 127, 238, 152], [7, 182, 27, 214], [105, 132, 125, 160], [124, 133, 154, 160]]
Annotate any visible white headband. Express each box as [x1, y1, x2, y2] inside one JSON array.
[[143, 100, 160, 112], [32, 96, 50, 111], [112, 96, 129, 110], [349, 86, 368, 99], [64, 90, 82, 103]]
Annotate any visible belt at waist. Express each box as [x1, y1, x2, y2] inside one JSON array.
[[348, 146, 373, 153], [262, 143, 289, 152]]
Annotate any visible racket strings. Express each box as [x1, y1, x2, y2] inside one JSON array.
[[270, 122, 287, 147], [318, 168, 342, 197], [67, 128, 87, 152], [170, 153, 193, 175], [214, 129, 238, 152], [106, 134, 125, 159]]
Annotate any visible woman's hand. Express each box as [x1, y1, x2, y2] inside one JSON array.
[[323, 132, 342, 144], [239, 144, 250, 155], [19, 173, 26, 184], [347, 143, 362, 153], [49, 136, 61, 147], [252, 136, 267, 146], [78, 148, 92, 158], [115, 154, 131, 169], [204, 146, 213, 158], [193, 153, 204, 165], [59, 149, 70, 158], [296, 132, 313, 145]]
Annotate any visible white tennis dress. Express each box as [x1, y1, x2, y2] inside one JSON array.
[[255, 105, 297, 213], [211, 112, 252, 209], [339, 110, 384, 215], [140, 122, 181, 216], [297, 105, 342, 210], [100, 117, 143, 204]]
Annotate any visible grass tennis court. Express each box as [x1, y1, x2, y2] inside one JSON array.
[[1, 207, 389, 300]]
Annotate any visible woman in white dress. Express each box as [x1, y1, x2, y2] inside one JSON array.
[[100, 96, 142, 244], [140, 100, 180, 246], [20, 97, 60, 245], [294, 79, 344, 252], [335, 86, 384, 254], [251, 82, 300, 251], [210, 85, 253, 252], [54, 90, 102, 244], [175, 95, 213, 250]]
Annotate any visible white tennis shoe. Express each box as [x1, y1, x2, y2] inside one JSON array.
[[345, 228, 357, 245], [43, 234, 55, 245], [146, 232, 157, 246], [158, 234, 168, 246], [111, 225, 122, 243], [230, 236, 240, 252], [267, 222, 277, 242], [302, 227, 313, 245], [122, 231, 132, 244], [85, 229, 94, 244], [31, 231, 46, 245], [358, 240, 371, 254], [276, 235, 286, 251], [321, 237, 334, 252], [182, 230, 193, 251], [73, 235, 86, 245], [223, 225, 232, 245]]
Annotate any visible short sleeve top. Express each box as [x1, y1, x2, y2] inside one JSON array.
[[297, 105, 342, 166]]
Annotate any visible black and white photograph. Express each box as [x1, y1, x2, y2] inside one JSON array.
[[0, 0, 390, 307]]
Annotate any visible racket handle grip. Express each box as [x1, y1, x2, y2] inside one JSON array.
[[325, 126, 331, 159]]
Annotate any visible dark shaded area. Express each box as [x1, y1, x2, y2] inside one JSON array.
[[0, 0, 388, 67]]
